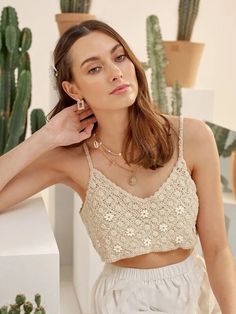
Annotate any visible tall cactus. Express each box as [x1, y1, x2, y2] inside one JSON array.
[[145, 15, 170, 114], [171, 80, 182, 115], [177, 0, 200, 41], [144, 15, 182, 115], [0, 6, 46, 155], [60, 0, 92, 13]]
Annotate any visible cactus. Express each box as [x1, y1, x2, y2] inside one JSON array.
[[0, 6, 46, 155], [177, 0, 200, 41], [0, 294, 46, 314], [171, 80, 182, 115], [145, 15, 170, 114], [144, 15, 182, 115], [60, 0, 92, 13], [30, 109, 46, 134]]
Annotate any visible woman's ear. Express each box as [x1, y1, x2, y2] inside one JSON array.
[[62, 81, 82, 101]]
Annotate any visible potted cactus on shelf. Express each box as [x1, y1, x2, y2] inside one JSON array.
[[163, 0, 204, 87], [0, 6, 46, 155], [55, 0, 95, 36], [0, 293, 46, 314]]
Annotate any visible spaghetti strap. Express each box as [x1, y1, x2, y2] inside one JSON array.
[[178, 115, 184, 160], [82, 142, 94, 171]]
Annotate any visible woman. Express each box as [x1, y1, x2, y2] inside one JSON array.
[[0, 20, 235, 313]]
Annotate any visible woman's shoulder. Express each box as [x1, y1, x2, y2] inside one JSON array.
[[162, 114, 214, 171], [162, 114, 211, 142]]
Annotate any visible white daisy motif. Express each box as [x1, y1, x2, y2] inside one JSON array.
[[175, 235, 184, 244], [126, 228, 135, 237], [141, 209, 149, 218], [159, 223, 168, 232], [144, 238, 152, 247], [175, 206, 185, 215], [104, 213, 114, 221], [113, 245, 122, 253]]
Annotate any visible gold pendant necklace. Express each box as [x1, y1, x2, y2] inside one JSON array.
[[93, 133, 122, 156], [93, 135, 138, 186]]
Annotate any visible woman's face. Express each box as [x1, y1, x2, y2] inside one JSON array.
[[67, 31, 139, 111]]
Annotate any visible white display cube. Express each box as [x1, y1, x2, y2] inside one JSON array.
[[0, 197, 60, 313]]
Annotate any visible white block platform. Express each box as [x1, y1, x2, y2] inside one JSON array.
[[0, 196, 60, 313]]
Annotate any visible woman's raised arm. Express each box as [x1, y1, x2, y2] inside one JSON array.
[[0, 103, 96, 213]]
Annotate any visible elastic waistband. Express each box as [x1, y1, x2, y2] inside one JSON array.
[[102, 253, 197, 282]]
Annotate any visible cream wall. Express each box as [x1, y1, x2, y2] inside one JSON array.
[[0, 0, 235, 131]]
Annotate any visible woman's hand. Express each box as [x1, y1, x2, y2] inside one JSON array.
[[43, 103, 97, 147]]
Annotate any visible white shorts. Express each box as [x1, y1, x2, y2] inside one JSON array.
[[91, 253, 221, 314]]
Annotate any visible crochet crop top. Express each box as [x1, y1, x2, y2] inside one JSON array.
[[79, 115, 199, 263]]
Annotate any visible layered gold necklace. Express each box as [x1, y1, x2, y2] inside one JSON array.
[[93, 133, 138, 186]]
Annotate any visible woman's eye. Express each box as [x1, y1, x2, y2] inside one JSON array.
[[116, 55, 126, 62], [88, 67, 101, 74]]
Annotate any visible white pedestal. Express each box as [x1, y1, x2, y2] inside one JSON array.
[[166, 87, 214, 121], [0, 197, 60, 313], [181, 88, 214, 121]]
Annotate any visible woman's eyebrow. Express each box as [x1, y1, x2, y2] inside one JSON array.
[[80, 43, 122, 68]]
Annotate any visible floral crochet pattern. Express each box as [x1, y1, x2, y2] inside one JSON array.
[[80, 116, 199, 263]]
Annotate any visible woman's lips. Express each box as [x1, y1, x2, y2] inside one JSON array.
[[110, 84, 130, 95]]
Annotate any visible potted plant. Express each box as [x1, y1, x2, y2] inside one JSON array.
[[163, 0, 204, 87], [0, 293, 46, 314], [0, 6, 46, 155], [55, 0, 96, 36]]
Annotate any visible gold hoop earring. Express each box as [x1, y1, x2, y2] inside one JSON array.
[[77, 98, 85, 110]]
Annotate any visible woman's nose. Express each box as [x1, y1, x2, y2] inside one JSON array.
[[109, 64, 123, 81]]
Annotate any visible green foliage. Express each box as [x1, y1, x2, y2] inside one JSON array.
[[0, 294, 46, 314], [206, 121, 236, 158], [30, 109, 47, 134], [171, 81, 182, 115], [145, 15, 182, 115], [0, 6, 46, 155], [146, 15, 169, 114], [177, 0, 200, 41], [60, 0, 92, 13]]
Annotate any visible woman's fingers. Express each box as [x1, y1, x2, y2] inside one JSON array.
[[78, 124, 95, 141], [79, 115, 97, 130], [78, 109, 95, 121]]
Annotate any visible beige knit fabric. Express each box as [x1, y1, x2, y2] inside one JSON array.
[[80, 115, 199, 263]]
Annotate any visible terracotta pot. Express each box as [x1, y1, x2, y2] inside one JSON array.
[[55, 13, 96, 36], [163, 41, 204, 88], [231, 150, 236, 199]]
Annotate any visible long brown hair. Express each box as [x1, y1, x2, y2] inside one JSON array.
[[48, 20, 177, 170]]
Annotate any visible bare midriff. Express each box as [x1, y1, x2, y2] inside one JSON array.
[[112, 248, 193, 269]]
